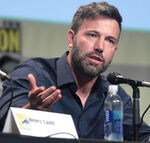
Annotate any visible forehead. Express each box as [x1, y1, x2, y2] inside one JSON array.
[[77, 17, 120, 39], [79, 17, 119, 30]]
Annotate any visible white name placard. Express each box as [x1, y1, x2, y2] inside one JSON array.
[[3, 107, 78, 139]]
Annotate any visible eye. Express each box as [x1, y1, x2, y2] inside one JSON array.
[[106, 38, 115, 45], [87, 33, 97, 37]]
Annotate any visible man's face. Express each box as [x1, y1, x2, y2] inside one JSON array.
[[68, 17, 120, 77]]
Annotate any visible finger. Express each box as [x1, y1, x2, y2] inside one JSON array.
[[29, 86, 45, 100], [42, 89, 61, 103], [48, 93, 62, 109], [43, 93, 62, 111], [28, 73, 37, 90], [30, 92, 61, 111], [28, 87, 45, 109], [29, 86, 55, 106], [37, 86, 56, 98]]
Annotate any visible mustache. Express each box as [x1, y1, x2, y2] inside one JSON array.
[[86, 51, 105, 62]]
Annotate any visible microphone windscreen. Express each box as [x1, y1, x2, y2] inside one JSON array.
[[107, 72, 119, 84]]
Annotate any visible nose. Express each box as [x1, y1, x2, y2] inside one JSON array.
[[94, 38, 104, 53]]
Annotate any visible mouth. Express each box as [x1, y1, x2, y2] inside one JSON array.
[[88, 55, 104, 63]]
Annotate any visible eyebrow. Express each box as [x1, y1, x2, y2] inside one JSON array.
[[85, 30, 118, 43], [84, 30, 99, 36], [86, 30, 98, 33]]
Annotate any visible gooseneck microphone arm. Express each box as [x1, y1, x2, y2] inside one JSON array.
[[107, 72, 147, 141], [0, 70, 10, 81]]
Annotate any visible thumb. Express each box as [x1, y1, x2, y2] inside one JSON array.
[[28, 73, 37, 90]]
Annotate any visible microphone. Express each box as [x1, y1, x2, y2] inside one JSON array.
[[0, 69, 10, 81], [107, 72, 150, 88]]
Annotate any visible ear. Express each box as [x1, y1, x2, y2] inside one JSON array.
[[67, 30, 74, 49]]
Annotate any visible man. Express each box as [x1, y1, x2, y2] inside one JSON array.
[[0, 1, 150, 141]]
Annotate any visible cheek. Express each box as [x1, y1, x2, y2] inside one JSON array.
[[76, 37, 94, 52], [104, 48, 116, 62]]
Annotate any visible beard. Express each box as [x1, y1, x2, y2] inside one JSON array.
[[71, 42, 112, 77]]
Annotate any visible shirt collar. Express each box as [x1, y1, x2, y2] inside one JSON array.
[[56, 51, 75, 87], [95, 75, 109, 97]]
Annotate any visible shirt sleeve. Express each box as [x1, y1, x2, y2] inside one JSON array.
[[118, 86, 150, 141], [0, 59, 39, 131]]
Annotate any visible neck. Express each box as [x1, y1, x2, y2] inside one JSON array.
[[67, 53, 98, 107], [76, 71, 98, 107], [72, 65, 98, 107], [75, 71, 98, 92]]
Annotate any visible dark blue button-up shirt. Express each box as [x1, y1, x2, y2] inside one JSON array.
[[0, 52, 150, 141]]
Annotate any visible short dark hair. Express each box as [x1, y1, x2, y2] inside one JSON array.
[[71, 1, 122, 35]]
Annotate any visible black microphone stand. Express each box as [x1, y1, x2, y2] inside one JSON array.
[[129, 81, 141, 141]]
